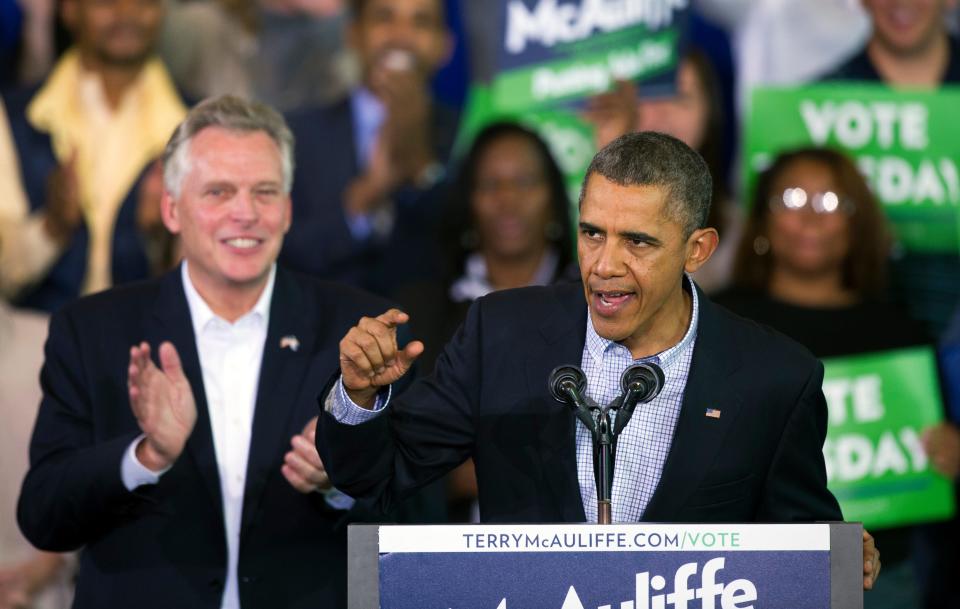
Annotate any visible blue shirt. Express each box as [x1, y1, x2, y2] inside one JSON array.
[[578, 276, 699, 522]]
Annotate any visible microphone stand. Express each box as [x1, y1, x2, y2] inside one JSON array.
[[560, 385, 641, 525], [552, 364, 664, 525]]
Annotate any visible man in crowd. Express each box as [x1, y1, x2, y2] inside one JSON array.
[[18, 96, 394, 608], [319, 132, 881, 588], [0, 0, 186, 312], [281, 0, 457, 292]]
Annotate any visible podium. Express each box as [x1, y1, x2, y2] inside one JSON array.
[[348, 522, 863, 608]]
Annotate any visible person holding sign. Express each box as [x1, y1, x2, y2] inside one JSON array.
[[319, 132, 881, 590], [583, 51, 741, 294], [821, 0, 960, 337], [716, 147, 941, 609]]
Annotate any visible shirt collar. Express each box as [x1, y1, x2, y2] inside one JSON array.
[[585, 273, 700, 369], [181, 261, 276, 333], [448, 248, 560, 303]]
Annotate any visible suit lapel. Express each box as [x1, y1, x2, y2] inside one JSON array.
[[150, 269, 222, 513], [527, 283, 589, 523], [644, 292, 744, 520], [241, 269, 318, 534]]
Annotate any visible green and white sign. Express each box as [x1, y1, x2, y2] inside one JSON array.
[[821, 346, 955, 529], [457, 0, 690, 202], [744, 85, 960, 254]]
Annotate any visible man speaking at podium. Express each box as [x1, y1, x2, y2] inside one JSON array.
[[318, 132, 880, 588]]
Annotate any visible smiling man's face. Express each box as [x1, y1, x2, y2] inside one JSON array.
[[161, 127, 291, 300]]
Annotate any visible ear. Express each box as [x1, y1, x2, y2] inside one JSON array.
[[436, 30, 456, 71], [160, 190, 181, 235], [683, 227, 719, 274]]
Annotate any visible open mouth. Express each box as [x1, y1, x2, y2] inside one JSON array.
[[593, 290, 635, 316]]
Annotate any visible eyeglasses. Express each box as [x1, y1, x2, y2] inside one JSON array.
[[769, 188, 855, 215]]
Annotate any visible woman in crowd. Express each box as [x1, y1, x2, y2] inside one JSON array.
[[715, 146, 950, 609], [395, 121, 575, 521]]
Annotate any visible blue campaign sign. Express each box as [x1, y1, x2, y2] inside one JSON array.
[[379, 551, 829, 609], [376, 524, 833, 609]]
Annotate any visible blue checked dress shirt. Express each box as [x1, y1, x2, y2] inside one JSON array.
[[577, 277, 699, 523], [329, 277, 700, 523]]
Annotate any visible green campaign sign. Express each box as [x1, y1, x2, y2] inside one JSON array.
[[744, 85, 960, 254], [457, 0, 690, 204], [821, 347, 955, 529]]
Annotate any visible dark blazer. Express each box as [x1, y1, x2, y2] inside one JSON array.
[[318, 281, 843, 524], [280, 96, 459, 293], [18, 266, 392, 608], [2, 86, 156, 313]]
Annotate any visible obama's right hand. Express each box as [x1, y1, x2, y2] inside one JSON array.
[[338, 309, 423, 409]]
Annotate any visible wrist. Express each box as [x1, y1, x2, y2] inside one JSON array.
[[136, 438, 174, 472], [345, 386, 378, 410], [346, 177, 390, 217], [413, 159, 445, 189]]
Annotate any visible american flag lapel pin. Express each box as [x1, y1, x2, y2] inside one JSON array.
[[705, 407, 721, 419], [280, 335, 300, 352]]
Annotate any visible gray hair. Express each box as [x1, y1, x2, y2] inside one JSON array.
[[162, 95, 295, 198], [579, 131, 712, 237]]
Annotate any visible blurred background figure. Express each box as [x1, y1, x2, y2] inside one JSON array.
[[715, 146, 948, 609], [584, 51, 739, 293], [0, 0, 185, 313], [696, 0, 870, 107], [824, 0, 959, 86], [0, 300, 73, 609], [0, 0, 57, 87], [821, 0, 960, 337], [159, 0, 350, 112], [281, 0, 457, 293], [395, 121, 575, 521]]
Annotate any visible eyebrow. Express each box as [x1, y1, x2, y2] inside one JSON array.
[[579, 221, 662, 246]]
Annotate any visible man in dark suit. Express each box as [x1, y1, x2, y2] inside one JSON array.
[[319, 131, 881, 588], [280, 0, 457, 292], [17, 95, 391, 608]]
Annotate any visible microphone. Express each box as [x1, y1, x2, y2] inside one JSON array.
[[548, 365, 596, 432], [613, 363, 665, 436], [620, 362, 665, 404], [548, 365, 587, 404]]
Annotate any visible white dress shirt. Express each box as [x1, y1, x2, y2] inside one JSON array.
[[121, 261, 275, 609]]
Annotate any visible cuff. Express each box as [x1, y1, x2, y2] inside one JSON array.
[[325, 376, 390, 425], [120, 435, 172, 491], [345, 212, 375, 241], [320, 487, 356, 511]]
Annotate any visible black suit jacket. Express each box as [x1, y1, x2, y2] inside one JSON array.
[[318, 281, 842, 524], [18, 266, 392, 608]]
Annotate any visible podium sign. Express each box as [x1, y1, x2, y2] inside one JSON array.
[[349, 523, 863, 609]]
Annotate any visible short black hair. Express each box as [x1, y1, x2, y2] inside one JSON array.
[[579, 131, 712, 237]]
